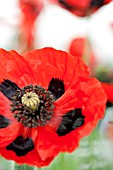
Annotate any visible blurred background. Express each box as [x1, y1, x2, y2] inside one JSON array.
[[0, 0, 113, 169]]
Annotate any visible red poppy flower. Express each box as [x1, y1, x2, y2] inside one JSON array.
[[69, 37, 86, 58], [0, 47, 106, 167], [101, 83, 113, 103], [95, 67, 113, 105], [18, 0, 44, 52], [51, 0, 112, 17], [69, 37, 97, 74]]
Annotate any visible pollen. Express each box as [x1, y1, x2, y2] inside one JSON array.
[[21, 92, 40, 110]]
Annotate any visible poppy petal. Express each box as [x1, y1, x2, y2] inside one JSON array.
[[0, 147, 54, 167], [24, 47, 89, 90], [6, 136, 34, 156], [0, 115, 10, 129], [0, 122, 21, 147], [101, 83, 113, 103], [36, 127, 61, 161], [0, 93, 21, 147], [48, 78, 65, 100], [56, 108, 85, 136], [0, 49, 35, 87], [0, 79, 20, 100]]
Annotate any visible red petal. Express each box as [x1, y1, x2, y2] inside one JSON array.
[[66, 0, 90, 9], [0, 93, 21, 147], [36, 127, 62, 161], [0, 148, 54, 167], [102, 83, 113, 103], [0, 123, 21, 147], [24, 47, 89, 90], [0, 49, 35, 87], [69, 37, 86, 58], [36, 126, 79, 160]]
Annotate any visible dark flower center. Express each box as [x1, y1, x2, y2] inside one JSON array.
[[10, 85, 55, 128]]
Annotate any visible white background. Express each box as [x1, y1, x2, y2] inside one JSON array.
[[0, 0, 113, 67]]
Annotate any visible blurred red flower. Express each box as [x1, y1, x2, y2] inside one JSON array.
[[69, 37, 86, 58], [69, 38, 113, 107], [0, 48, 106, 167], [102, 83, 113, 104], [95, 67, 113, 105], [18, 0, 44, 53], [50, 0, 112, 17], [69, 37, 97, 74], [110, 22, 113, 30]]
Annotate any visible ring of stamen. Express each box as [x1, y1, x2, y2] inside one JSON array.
[[10, 85, 55, 128]]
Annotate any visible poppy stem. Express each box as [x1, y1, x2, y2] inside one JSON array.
[[14, 163, 35, 170], [10, 161, 15, 170]]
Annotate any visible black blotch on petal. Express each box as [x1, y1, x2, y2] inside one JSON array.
[[0, 79, 20, 100], [58, 0, 75, 9], [6, 136, 34, 156], [0, 114, 10, 129], [56, 108, 85, 136], [48, 78, 65, 100], [90, 0, 104, 7], [106, 101, 113, 108]]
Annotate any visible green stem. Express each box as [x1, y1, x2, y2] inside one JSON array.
[[13, 163, 45, 170], [33, 167, 38, 170], [10, 161, 15, 170], [14, 163, 35, 170]]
